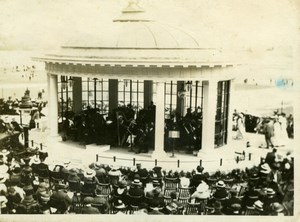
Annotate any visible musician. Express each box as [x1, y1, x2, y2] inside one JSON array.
[[185, 108, 193, 120], [183, 108, 196, 151], [135, 122, 154, 154], [148, 101, 156, 122]]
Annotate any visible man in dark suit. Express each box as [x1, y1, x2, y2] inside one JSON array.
[[127, 179, 144, 206], [263, 119, 274, 149], [81, 197, 100, 214], [222, 189, 242, 215], [265, 148, 277, 167]]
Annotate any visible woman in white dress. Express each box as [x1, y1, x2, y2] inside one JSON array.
[[278, 114, 288, 144], [235, 114, 245, 140], [273, 117, 281, 147]]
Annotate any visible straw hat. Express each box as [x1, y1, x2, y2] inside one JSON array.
[[253, 200, 264, 212], [266, 188, 276, 195], [166, 202, 178, 212], [114, 199, 126, 209], [216, 180, 226, 188], [84, 169, 96, 178], [152, 180, 160, 186], [260, 163, 271, 174], [230, 203, 241, 214], [132, 179, 142, 186], [0, 149, 10, 156], [31, 156, 41, 164], [271, 202, 284, 213], [111, 166, 120, 171]]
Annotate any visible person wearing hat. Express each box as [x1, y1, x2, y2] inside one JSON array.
[[265, 148, 277, 168], [0, 149, 10, 158], [161, 191, 183, 215], [6, 187, 22, 213], [81, 197, 100, 214], [148, 198, 164, 215], [93, 195, 109, 214], [29, 156, 41, 174], [35, 152, 49, 179], [145, 182, 163, 199], [38, 191, 52, 214], [108, 166, 122, 177], [213, 180, 228, 200], [67, 168, 81, 184], [81, 169, 97, 195], [222, 188, 242, 215], [128, 179, 144, 196], [35, 182, 51, 202], [16, 185, 39, 214], [110, 180, 128, 205], [127, 179, 145, 207], [135, 163, 149, 187], [163, 202, 179, 215], [242, 181, 259, 209], [49, 184, 72, 214], [19, 166, 34, 187], [269, 202, 285, 216], [108, 166, 122, 187], [262, 188, 279, 214], [253, 200, 265, 215], [210, 201, 224, 215], [151, 166, 163, 181], [191, 181, 210, 201], [112, 199, 127, 214], [257, 163, 272, 188], [95, 167, 109, 184], [229, 203, 242, 215]]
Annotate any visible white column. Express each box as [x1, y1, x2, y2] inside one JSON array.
[[47, 73, 51, 128], [152, 81, 167, 158], [198, 80, 218, 156], [227, 77, 235, 145], [49, 74, 59, 137]]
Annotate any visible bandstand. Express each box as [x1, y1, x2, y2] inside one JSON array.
[[34, 1, 238, 158]]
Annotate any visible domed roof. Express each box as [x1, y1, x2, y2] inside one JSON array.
[[35, 1, 236, 68], [63, 1, 200, 49]]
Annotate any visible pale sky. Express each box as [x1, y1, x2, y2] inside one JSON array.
[[0, 0, 299, 52]]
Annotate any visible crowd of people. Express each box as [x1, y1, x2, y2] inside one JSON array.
[[62, 103, 203, 153], [0, 127, 294, 215], [232, 110, 294, 147], [1, 64, 37, 82]]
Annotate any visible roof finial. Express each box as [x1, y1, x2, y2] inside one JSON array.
[[122, 0, 144, 13], [114, 0, 151, 22]]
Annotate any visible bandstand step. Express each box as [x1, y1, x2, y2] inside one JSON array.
[[85, 144, 111, 153]]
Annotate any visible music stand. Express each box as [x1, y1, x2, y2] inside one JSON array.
[[169, 130, 180, 157]]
